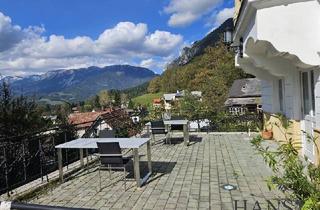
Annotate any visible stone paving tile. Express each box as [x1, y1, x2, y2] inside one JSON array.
[[29, 134, 288, 209]]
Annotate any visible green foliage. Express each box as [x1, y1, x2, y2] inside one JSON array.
[[0, 81, 51, 139], [132, 93, 163, 107], [148, 41, 250, 112], [147, 77, 162, 93], [147, 106, 165, 121], [179, 91, 205, 121], [98, 90, 110, 109], [127, 99, 134, 109], [121, 82, 150, 99], [251, 121, 320, 209]]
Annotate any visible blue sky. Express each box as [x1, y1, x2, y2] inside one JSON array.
[[0, 0, 234, 76]]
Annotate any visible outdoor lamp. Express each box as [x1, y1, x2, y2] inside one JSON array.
[[223, 27, 243, 58], [223, 27, 233, 44]]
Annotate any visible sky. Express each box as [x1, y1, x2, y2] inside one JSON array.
[[0, 0, 234, 76]]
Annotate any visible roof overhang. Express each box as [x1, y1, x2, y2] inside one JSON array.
[[225, 97, 261, 106]]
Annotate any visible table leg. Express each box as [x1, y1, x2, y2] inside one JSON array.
[[166, 124, 171, 144], [151, 133, 155, 145], [57, 148, 63, 183], [79, 149, 84, 167], [183, 124, 190, 146], [133, 148, 141, 187], [147, 141, 152, 173], [147, 125, 150, 136], [86, 149, 89, 166]]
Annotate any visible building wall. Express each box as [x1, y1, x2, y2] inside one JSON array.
[[261, 80, 273, 113], [265, 113, 302, 155], [257, 1, 320, 66], [235, 0, 320, 165], [234, 0, 243, 24], [313, 129, 320, 165]]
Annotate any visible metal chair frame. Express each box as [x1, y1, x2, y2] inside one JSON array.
[[96, 142, 131, 190]]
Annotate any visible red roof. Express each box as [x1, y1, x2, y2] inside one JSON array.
[[153, 98, 162, 104], [68, 109, 111, 129]]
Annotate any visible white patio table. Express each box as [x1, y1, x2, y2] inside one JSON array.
[[55, 138, 152, 188], [163, 120, 190, 146]]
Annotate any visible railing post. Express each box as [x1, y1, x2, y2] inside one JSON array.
[[22, 141, 27, 182], [39, 139, 44, 182], [3, 146, 9, 197], [64, 131, 69, 170]]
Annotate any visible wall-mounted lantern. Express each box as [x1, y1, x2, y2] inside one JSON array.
[[223, 27, 243, 58]]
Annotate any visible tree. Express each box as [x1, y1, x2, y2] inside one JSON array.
[[0, 81, 50, 139], [180, 91, 206, 130], [128, 99, 135, 109], [98, 90, 110, 109], [113, 91, 121, 107], [120, 93, 128, 106], [147, 76, 162, 93], [147, 40, 249, 113]]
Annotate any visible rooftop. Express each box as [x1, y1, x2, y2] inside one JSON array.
[[69, 110, 112, 129], [228, 78, 261, 98], [28, 133, 286, 210]]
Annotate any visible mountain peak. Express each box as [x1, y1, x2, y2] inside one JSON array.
[[169, 18, 233, 67]]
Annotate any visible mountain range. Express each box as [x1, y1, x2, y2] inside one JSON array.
[[1, 65, 156, 102]]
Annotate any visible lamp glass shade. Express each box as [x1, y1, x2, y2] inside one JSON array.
[[223, 30, 233, 44]]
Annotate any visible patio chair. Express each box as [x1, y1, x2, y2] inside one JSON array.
[[96, 142, 131, 190], [170, 116, 184, 131], [151, 120, 170, 144], [99, 129, 115, 138]]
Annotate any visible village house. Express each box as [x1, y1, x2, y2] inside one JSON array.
[[225, 78, 261, 114], [163, 90, 202, 110], [233, 0, 320, 164], [68, 109, 113, 137]]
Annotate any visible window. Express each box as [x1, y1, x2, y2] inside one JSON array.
[[311, 70, 315, 114], [278, 79, 285, 112], [301, 71, 315, 116]]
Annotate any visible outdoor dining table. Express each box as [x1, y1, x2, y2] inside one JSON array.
[[55, 137, 152, 188], [163, 120, 190, 146]]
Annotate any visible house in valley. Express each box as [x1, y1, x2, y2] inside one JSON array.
[[68, 109, 113, 137], [163, 90, 202, 110], [233, 0, 320, 164], [225, 78, 261, 114]]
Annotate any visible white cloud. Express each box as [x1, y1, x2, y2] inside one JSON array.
[[144, 30, 183, 56], [0, 12, 183, 76], [0, 13, 26, 52], [140, 58, 156, 69], [164, 0, 222, 27], [96, 22, 147, 53], [207, 7, 234, 28]]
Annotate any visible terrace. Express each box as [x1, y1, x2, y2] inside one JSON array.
[[22, 133, 286, 210]]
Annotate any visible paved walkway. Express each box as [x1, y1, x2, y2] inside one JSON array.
[[29, 134, 286, 210]]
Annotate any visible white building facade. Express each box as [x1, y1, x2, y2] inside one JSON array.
[[233, 0, 320, 164]]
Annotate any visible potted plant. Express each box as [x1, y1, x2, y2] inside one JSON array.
[[261, 127, 273, 140], [261, 117, 273, 140]]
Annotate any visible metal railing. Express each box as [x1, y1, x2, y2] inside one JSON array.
[[0, 109, 142, 196], [0, 126, 79, 196], [0, 201, 93, 210]]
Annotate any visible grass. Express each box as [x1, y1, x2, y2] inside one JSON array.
[[132, 92, 163, 106]]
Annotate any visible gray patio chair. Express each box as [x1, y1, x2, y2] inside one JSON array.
[[96, 142, 131, 190], [151, 120, 170, 144], [170, 116, 184, 131], [98, 129, 115, 138]]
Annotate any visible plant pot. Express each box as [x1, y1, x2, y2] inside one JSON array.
[[262, 130, 273, 140]]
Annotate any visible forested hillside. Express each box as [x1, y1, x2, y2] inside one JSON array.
[[147, 42, 250, 111]]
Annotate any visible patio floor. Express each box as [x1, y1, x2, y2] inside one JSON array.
[[29, 133, 286, 210]]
